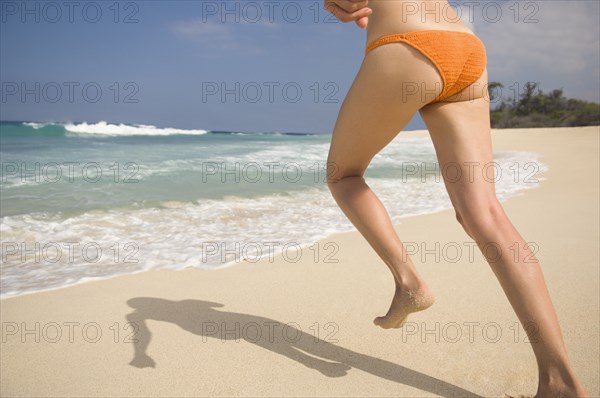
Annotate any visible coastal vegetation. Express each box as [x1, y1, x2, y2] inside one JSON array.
[[488, 82, 600, 128]]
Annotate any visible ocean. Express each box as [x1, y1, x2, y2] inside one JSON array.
[[0, 121, 547, 297]]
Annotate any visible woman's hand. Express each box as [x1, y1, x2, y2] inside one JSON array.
[[324, 0, 372, 29]]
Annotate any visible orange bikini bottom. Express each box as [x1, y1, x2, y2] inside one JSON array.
[[365, 30, 487, 103]]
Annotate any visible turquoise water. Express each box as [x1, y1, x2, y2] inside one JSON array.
[[0, 121, 546, 297], [1, 121, 332, 217]]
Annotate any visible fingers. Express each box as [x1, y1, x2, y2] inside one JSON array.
[[324, 0, 372, 24], [355, 15, 369, 29], [333, 0, 369, 13]]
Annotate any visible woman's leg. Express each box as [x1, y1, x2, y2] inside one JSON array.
[[419, 93, 589, 397], [326, 43, 444, 328]]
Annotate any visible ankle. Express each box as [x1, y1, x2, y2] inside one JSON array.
[[394, 271, 425, 290], [539, 365, 577, 387]]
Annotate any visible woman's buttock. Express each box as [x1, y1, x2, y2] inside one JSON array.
[[364, 0, 487, 104]]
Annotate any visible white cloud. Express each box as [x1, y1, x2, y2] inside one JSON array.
[[172, 19, 232, 38], [474, 1, 600, 101], [171, 19, 265, 54]]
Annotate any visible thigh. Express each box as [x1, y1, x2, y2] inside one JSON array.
[[419, 96, 497, 212], [327, 43, 444, 181]]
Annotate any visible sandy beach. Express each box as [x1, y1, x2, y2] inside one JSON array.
[[1, 126, 598, 397]]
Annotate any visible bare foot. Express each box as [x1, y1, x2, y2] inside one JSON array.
[[535, 377, 589, 398], [373, 280, 435, 329]]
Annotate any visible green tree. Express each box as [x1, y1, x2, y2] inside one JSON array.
[[489, 82, 599, 128]]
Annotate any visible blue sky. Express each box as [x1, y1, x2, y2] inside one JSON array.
[[1, 0, 599, 133]]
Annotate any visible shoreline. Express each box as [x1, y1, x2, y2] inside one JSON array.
[[1, 127, 555, 301], [1, 126, 598, 397]]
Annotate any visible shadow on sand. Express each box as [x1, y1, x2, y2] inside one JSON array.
[[125, 297, 482, 397]]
